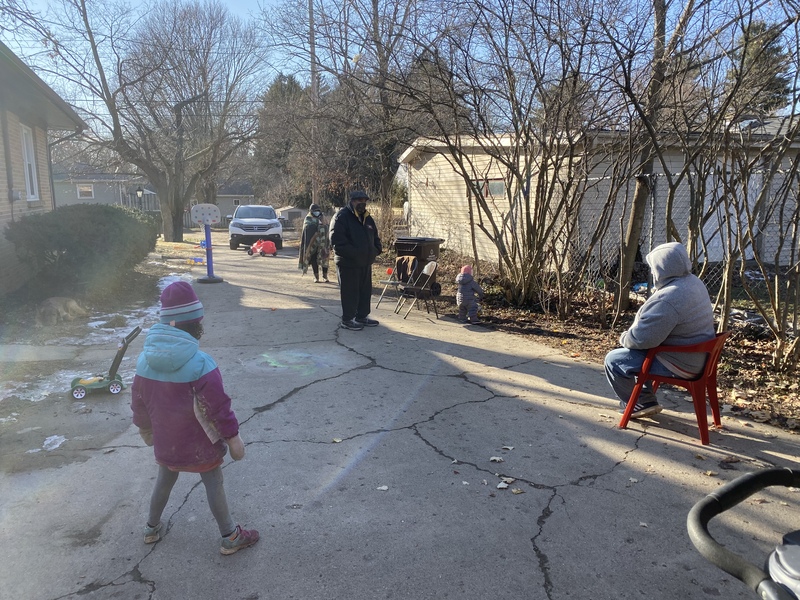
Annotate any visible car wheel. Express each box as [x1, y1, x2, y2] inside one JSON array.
[[108, 381, 123, 394], [72, 386, 87, 399], [276, 239, 283, 250], [230, 241, 238, 250], [260, 251, 266, 257], [247, 248, 254, 255]]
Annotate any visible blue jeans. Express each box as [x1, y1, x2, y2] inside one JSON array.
[[604, 348, 677, 407]]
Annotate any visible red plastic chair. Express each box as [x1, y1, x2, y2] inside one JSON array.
[[619, 331, 731, 445]]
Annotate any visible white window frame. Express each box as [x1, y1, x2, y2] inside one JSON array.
[[21, 125, 39, 201], [77, 184, 94, 199]]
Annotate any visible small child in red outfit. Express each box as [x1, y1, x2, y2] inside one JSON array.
[[131, 281, 258, 555]]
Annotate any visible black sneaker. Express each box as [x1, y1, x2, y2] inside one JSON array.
[[356, 317, 379, 327], [340, 319, 364, 330], [619, 401, 663, 419]]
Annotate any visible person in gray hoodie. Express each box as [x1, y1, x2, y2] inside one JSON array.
[[604, 242, 716, 418]]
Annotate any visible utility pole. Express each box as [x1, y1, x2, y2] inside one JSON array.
[[309, 0, 320, 208], [172, 92, 207, 240]]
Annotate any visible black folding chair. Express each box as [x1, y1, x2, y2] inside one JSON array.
[[395, 261, 439, 319], [376, 255, 417, 309]]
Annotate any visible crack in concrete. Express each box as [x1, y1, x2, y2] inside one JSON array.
[[50, 563, 157, 600], [79, 333, 634, 600]]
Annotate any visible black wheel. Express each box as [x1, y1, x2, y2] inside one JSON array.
[[276, 239, 283, 250], [108, 381, 123, 394], [247, 249, 254, 255], [273, 253, 278, 257], [72, 386, 87, 399], [230, 241, 238, 250], [260, 251, 266, 257]]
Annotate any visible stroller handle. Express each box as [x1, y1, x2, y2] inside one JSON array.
[[687, 468, 800, 600]]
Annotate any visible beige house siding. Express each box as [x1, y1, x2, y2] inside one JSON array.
[[404, 137, 798, 271], [0, 113, 55, 294], [1, 41, 85, 297], [406, 150, 505, 264]]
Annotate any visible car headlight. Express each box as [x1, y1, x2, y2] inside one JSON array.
[[230, 220, 243, 229]]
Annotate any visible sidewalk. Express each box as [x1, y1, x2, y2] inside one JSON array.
[[2, 243, 799, 600]]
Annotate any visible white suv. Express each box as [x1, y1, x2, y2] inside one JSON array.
[[228, 205, 283, 250]]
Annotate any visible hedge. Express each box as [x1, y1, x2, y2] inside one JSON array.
[[4, 204, 159, 298]]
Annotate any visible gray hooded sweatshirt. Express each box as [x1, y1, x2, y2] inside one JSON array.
[[619, 242, 715, 377]]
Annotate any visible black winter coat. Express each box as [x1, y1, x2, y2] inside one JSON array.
[[329, 205, 383, 268]]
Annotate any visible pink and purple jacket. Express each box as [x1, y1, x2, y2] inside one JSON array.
[[131, 323, 239, 471]]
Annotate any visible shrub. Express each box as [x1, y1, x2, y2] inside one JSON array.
[[4, 204, 158, 299]]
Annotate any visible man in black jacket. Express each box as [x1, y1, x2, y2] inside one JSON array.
[[329, 190, 383, 330]]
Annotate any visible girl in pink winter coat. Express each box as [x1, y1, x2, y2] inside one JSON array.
[[131, 281, 259, 555]]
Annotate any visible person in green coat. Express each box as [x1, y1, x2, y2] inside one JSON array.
[[298, 204, 331, 282]]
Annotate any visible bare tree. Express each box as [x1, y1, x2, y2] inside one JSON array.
[[21, 0, 269, 241], [265, 0, 424, 210], [378, 0, 634, 314]]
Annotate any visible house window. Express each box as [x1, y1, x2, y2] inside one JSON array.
[[21, 125, 39, 201], [471, 179, 505, 198], [77, 184, 94, 199], [486, 179, 505, 197], [233, 198, 241, 206]]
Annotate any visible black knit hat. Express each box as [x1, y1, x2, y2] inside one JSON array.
[[349, 190, 369, 201], [309, 204, 321, 212]]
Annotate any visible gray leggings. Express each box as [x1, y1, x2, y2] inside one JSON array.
[[148, 464, 236, 537]]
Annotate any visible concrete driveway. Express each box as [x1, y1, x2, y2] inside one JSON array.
[[2, 242, 799, 600]]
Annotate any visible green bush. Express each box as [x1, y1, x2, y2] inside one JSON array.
[[4, 204, 158, 298]]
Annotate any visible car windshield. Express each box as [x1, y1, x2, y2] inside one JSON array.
[[235, 206, 276, 219]]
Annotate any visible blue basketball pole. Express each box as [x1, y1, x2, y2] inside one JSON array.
[[198, 223, 223, 283]]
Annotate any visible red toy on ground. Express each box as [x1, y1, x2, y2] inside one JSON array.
[[247, 239, 278, 256]]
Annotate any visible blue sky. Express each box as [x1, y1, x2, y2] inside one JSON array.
[[16, 0, 268, 22], [3, 0, 276, 58]]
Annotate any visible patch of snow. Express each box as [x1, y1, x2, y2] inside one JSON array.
[[0, 274, 189, 405], [43, 435, 67, 450]]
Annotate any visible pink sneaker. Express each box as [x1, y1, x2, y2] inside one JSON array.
[[220, 525, 259, 555]]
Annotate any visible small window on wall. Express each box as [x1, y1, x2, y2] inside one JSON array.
[[486, 179, 505, 198], [234, 199, 241, 206], [21, 125, 39, 201], [77, 184, 94, 199], [471, 179, 506, 198]]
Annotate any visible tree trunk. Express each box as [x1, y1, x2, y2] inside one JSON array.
[[618, 166, 653, 311], [616, 0, 667, 311]]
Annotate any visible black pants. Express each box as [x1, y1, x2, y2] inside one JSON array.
[[309, 255, 328, 280], [337, 265, 372, 321]]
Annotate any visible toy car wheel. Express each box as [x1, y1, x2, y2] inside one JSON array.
[[260, 251, 266, 257], [108, 381, 123, 394], [72, 386, 87, 399], [273, 252, 278, 257], [247, 248, 254, 256]]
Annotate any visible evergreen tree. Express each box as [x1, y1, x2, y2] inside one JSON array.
[[726, 21, 792, 119]]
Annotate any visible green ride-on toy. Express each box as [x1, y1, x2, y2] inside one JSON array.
[[70, 326, 142, 399]]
